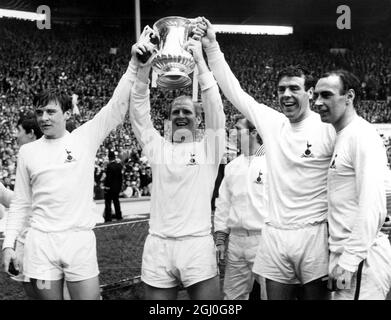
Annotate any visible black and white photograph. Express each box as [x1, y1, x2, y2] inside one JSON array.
[[0, 0, 391, 308]]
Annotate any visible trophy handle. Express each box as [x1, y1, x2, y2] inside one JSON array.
[[150, 32, 160, 46], [188, 17, 206, 41]]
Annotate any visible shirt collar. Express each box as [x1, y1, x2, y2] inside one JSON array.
[[254, 145, 265, 157]]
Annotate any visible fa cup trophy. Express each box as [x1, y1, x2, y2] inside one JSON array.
[[151, 16, 199, 90]]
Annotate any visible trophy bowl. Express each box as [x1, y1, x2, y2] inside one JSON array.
[[152, 16, 195, 90]]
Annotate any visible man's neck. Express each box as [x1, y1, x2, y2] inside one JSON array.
[[44, 131, 67, 140], [289, 108, 311, 124], [334, 108, 357, 132], [172, 130, 196, 144]]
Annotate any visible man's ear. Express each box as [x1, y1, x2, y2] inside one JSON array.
[[64, 110, 71, 121], [346, 89, 355, 104], [195, 115, 202, 126], [307, 87, 314, 100], [250, 130, 258, 138], [27, 130, 35, 140]]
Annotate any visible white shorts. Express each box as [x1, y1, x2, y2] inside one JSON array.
[[141, 234, 219, 288], [24, 228, 99, 282], [223, 230, 266, 300], [330, 235, 391, 300], [253, 223, 329, 285]]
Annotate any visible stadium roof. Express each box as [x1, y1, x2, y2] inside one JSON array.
[[0, 0, 390, 26]]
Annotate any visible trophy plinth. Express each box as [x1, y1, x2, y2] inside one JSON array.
[[156, 71, 192, 90]]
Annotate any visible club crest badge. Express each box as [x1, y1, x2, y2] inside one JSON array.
[[65, 149, 76, 163], [329, 154, 337, 169], [254, 170, 264, 184], [301, 141, 314, 158], [186, 153, 198, 166]]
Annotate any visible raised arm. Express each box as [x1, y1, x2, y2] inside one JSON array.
[[75, 29, 158, 151], [198, 17, 282, 137], [129, 67, 159, 147], [77, 57, 137, 151], [128, 32, 162, 158], [185, 37, 226, 164]]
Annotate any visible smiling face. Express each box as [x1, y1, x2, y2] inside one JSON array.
[[170, 96, 200, 142], [35, 100, 69, 139], [277, 76, 312, 123]]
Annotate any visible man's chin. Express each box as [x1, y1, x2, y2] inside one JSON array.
[[172, 127, 194, 142], [43, 131, 57, 139], [172, 126, 194, 134], [284, 109, 305, 122], [283, 112, 295, 120]]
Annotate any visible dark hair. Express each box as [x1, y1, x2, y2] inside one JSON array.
[[320, 69, 361, 104], [233, 114, 263, 145], [17, 114, 43, 139], [167, 95, 202, 119], [33, 90, 72, 113], [277, 65, 316, 91]]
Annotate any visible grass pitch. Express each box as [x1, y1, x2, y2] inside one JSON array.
[[0, 218, 149, 300]]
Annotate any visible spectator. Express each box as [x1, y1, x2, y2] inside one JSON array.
[[141, 186, 151, 197], [121, 181, 134, 198], [104, 151, 123, 222]]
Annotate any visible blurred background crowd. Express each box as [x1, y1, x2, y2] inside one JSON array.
[[1, 19, 391, 198]]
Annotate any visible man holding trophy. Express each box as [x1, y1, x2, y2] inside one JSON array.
[[129, 19, 225, 299]]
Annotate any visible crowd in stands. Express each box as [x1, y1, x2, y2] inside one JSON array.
[[1, 20, 391, 198]]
